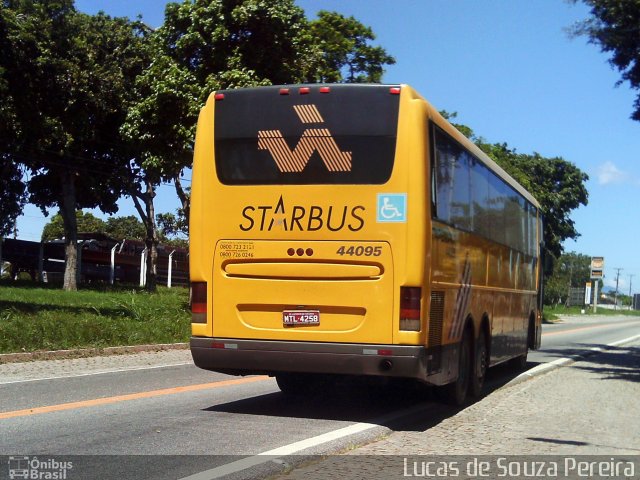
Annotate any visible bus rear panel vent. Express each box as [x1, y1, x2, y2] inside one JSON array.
[[428, 290, 445, 374]]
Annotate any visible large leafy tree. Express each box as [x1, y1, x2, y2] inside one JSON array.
[[41, 211, 106, 242], [124, 0, 314, 212], [105, 216, 147, 241], [0, 1, 150, 290], [41, 212, 150, 243], [0, 4, 27, 237], [0, 157, 26, 237], [308, 11, 395, 83], [570, 0, 640, 120], [544, 251, 599, 305]]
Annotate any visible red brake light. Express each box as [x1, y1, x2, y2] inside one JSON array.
[[191, 282, 207, 324], [400, 287, 421, 331]]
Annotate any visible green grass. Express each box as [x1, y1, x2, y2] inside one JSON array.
[[0, 281, 190, 354], [544, 304, 640, 322]]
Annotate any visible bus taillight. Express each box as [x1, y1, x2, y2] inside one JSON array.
[[191, 282, 207, 324], [400, 287, 421, 331]]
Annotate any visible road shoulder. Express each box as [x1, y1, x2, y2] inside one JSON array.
[[267, 338, 640, 479]]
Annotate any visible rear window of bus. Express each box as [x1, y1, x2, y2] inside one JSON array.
[[214, 85, 400, 185]]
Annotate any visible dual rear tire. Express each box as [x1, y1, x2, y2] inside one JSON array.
[[441, 328, 487, 406]]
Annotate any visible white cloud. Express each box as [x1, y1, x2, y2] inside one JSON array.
[[596, 161, 626, 185], [598, 162, 630, 185]]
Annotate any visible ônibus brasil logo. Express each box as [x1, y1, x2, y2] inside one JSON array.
[[8, 456, 73, 480]]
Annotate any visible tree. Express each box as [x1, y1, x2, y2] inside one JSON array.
[[41, 212, 151, 243], [0, 4, 27, 238], [156, 212, 188, 240], [123, 0, 310, 291], [569, 1, 640, 120], [0, 157, 27, 237], [440, 111, 477, 140], [543, 251, 593, 305], [0, 1, 150, 291], [104, 216, 146, 241], [308, 10, 395, 83], [41, 211, 106, 242]]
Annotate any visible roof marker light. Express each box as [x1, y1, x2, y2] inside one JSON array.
[[299, 87, 310, 94], [279, 88, 290, 95], [319, 86, 331, 93], [389, 87, 401, 95], [214, 93, 225, 101]]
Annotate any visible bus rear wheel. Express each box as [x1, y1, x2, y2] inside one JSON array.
[[440, 330, 472, 406]]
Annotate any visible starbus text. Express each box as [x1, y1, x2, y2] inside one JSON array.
[[239, 204, 365, 232]]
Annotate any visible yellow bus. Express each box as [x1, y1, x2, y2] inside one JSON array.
[[190, 84, 542, 404]]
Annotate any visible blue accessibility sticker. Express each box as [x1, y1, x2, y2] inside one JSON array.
[[377, 193, 407, 223]]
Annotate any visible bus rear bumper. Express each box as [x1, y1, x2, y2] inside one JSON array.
[[190, 337, 429, 381]]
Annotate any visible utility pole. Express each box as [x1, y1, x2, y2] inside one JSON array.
[[613, 268, 623, 311], [629, 274, 634, 311]]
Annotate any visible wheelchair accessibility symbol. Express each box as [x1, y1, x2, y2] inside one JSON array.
[[377, 194, 407, 223]]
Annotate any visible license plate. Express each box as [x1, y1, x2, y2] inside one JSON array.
[[283, 310, 320, 326]]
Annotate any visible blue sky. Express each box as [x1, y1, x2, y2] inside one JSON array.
[[15, 0, 640, 294]]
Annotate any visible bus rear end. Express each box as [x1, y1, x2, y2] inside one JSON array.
[[190, 84, 430, 387]]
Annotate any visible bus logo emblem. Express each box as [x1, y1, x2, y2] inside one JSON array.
[[258, 104, 352, 173]]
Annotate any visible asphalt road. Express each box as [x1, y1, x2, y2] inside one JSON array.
[[1, 314, 639, 480], [529, 314, 640, 363]]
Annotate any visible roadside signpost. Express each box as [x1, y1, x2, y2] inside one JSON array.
[[584, 282, 592, 307], [590, 256, 604, 313]]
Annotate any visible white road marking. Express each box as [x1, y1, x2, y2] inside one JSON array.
[[513, 332, 640, 382], [178, 403, 427, 480]]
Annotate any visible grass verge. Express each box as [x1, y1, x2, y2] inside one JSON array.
[[0, 281, 190, 354], [544, 304, 640, 322]]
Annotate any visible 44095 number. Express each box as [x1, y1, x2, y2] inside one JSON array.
[[336, 245, 382, 257]]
